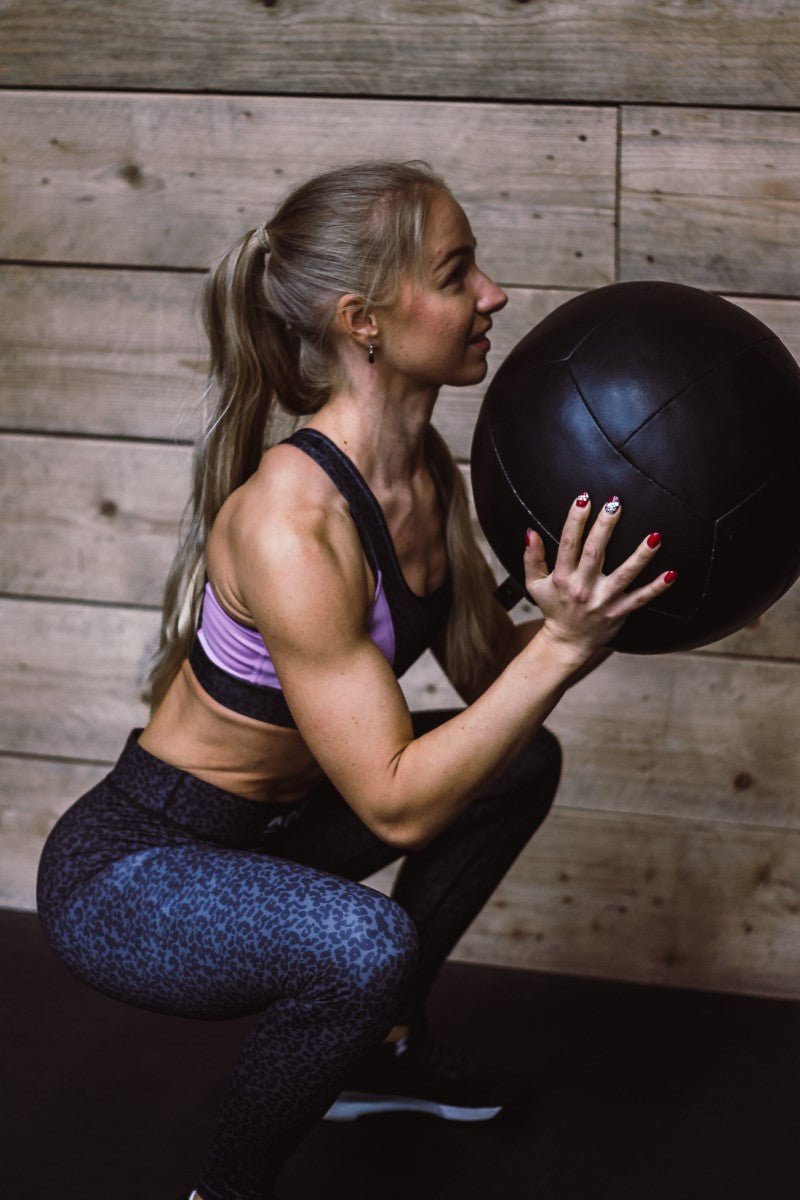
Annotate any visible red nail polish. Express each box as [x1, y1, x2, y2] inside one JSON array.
[[524, 529, 533, 548], [646, 532, 662, 548], [663, 570, 678, 583], [576, 491, 590, 508]]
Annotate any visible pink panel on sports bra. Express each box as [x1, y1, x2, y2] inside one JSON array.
[[196, 577, 395, 689]]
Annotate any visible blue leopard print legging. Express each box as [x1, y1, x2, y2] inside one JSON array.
[[36, 711, 562, 1200]]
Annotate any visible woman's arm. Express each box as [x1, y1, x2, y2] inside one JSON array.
[[237, 480, 662, 853], [505, 616, 614, 688], [234, 495, 584, 853]]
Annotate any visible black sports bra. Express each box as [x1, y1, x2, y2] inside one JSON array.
[[188, 427, 453, 728]]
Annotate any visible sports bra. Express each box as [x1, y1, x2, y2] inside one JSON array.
[[188, 426, 453, 728]]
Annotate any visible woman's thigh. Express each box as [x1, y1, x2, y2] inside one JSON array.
[[45, 839, 418, 1021]]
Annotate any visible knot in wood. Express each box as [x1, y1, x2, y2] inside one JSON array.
[[119, 163, 144, 188]]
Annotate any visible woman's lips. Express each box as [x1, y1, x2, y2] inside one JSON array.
[[465, 326, 491, 350]]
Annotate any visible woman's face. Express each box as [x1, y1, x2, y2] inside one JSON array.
[[379, 190, 508, 390]]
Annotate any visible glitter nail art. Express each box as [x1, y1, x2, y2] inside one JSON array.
[[604, 495, 621, 515]]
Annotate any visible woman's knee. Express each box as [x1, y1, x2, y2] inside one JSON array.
[[300, 885, 418, 1006], [364, 891, 419, 995]]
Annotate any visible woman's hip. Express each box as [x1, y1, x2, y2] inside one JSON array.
[[35, 728, 310, 932]]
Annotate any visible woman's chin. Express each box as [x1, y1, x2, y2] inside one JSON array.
[[456, 359, 490, 386]]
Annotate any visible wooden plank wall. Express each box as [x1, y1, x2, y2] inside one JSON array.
[[1, 3, 799, 1000]]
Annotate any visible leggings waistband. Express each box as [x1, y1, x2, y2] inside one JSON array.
[[107, 729, 310, 848]]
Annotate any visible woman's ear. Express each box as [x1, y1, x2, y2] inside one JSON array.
[[335, 294, 379, 351]]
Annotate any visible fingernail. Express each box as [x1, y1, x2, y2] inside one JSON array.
[[604, 495, 621, 514], [646, 532, 662, 548], [575, 491, 590, 508], [524, 528, 533, 548], [663, 570, 678, 583]]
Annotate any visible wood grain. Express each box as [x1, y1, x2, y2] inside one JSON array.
[[0, 435, 191, 604], [4, 431, 799, 659], [0, 1, 797, 108], [704, 582, 800, 661], [0, 92, 616, 288], [2, 0, 799, 1005], [0, 755, 107, 838], [0, 266, 207, 439], [0, 599, 156, 761], [621, 107, 800, 294]]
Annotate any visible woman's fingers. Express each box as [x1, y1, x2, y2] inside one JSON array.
[[569, 494, 622, 589], [604, 527, 678, 615], [527, 491, 678, 609], [609, 564, 678, 620], [551, 491, 593, 577], [522, 527, 550, 584], [604, 528, 663, 594], [523, 490, 678, 656]]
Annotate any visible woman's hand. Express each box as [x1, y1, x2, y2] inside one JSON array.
[[523, 493, 677, 665]]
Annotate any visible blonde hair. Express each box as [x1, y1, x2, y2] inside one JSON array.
[[144, 160, 508, 710]]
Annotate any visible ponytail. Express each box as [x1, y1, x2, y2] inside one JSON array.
[[143, 230, 315, 709]]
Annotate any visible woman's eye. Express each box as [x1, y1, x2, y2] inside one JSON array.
[[445, 263, 465, 286]]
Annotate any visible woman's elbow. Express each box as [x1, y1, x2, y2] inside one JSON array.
[[364, 787, 429, 850], [367, 748, 427, 850], [372, 808, 427, 852]]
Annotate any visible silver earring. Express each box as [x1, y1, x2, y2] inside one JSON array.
[[368, 341, 376, 364]]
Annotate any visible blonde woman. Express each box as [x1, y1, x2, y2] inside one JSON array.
[[36, 161, 675, 1200]]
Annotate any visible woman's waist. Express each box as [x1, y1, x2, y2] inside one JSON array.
[[142, 661, 325, 803], [137, 729, 324, 804], [110, 728, 318, 845], [142, 746, 323, 804]]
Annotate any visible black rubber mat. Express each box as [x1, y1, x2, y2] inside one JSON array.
[[3, 908, 798, 1200]]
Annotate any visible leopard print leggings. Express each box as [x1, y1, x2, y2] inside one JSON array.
[[36, 711, 562, 1200]]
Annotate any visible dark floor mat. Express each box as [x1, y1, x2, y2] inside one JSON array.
[[3, 908, 798, 1200]]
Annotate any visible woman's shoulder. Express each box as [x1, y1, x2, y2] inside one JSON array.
[[210, 441, 340, 536], [209, 440, 366, 601], [242, 439, 351, 536]]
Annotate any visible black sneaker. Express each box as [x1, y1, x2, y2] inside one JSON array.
[[322, 1019, 531, 1123]]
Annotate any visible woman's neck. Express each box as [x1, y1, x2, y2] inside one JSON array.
[[305, 382, 437, 492]]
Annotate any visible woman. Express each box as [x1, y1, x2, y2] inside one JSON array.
[[36, 160, 676, 1200]]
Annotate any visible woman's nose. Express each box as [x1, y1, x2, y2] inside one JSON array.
[[479, 276, 508, 313]]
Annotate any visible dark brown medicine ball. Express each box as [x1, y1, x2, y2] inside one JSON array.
[[470, 280, 800, 653]]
